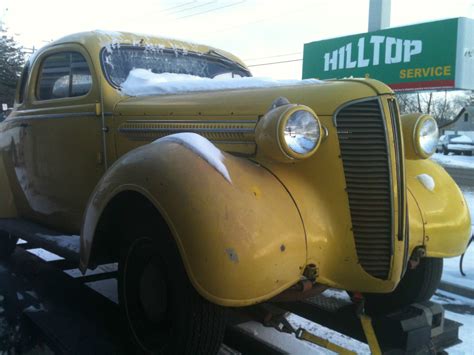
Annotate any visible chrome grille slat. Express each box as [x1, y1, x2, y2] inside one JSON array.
[[336, 99, 392, 279]]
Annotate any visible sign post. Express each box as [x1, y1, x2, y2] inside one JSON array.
[[302, 18, 474, 91]]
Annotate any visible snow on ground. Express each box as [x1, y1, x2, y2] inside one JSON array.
[[2, 158, 474, 354], [238, 315, 370, 355], [35, 234, 80, 253], [442, 187, 474, 288], [443, 245, 474, 290], [121, 69, 323, 96], [63, 263, 117, 278], [446, 310, 474, 354], [26, 248, 63, 261], [431, 153, 474, 169]]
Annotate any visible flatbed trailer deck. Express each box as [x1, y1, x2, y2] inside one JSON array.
[[0, 238, 463, 354]]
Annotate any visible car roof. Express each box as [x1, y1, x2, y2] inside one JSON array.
[[36, 30, 247, 69]]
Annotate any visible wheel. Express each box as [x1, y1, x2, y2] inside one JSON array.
[[364, 257, 443, 314], [466, 151, 473, 156], [442, 146, 448, 155], [0, 231, 18, 259], [118, 229, 226, 354]]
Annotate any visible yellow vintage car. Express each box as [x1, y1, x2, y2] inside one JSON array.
[[0, 31, 471, 353]]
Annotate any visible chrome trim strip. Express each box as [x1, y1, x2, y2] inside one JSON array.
[[208, 140, 256, 145], [125, 137, 256, 145], [11, 111, 113, 121], [124, 119, 258, 124], [388, 98, 405, 242], [377, 97, 395, 255], [118, 127, 254, 134]]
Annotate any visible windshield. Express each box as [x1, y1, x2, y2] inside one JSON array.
[[101, 45, 251, 88]]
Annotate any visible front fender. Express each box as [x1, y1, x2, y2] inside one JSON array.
[[406, 159, 471, 257], [81, 135, 306, 306]]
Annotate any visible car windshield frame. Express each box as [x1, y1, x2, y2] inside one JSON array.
[[100, 45, 252, 89]]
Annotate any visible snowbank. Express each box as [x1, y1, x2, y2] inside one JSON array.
[[121, 69, 324, 96], [442, 188, 474, 289], [431, 153, 474, 169]]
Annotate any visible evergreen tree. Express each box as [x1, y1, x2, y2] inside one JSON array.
[[0, 28, 25, 108]]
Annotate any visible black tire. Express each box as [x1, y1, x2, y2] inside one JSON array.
[[442, 146, 448, 155], [466, 151, 473, 156], [0, 231, 18, 259], [118, 228, 226, 354], [364, 258, 443, 315]]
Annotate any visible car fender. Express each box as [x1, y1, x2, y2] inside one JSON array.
[[80, 135, 307, 306], [406, 158, 471, 258]]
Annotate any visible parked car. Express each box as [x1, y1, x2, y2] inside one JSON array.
[[0, 31, 471, 353], [437, 134, 474, 155], [436, 134, 460, 153], [446, 135, 474, 156]]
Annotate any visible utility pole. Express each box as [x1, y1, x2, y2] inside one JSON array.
[[368, 0, 391, 32]]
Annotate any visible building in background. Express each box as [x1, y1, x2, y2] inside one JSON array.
[[443, 102, 474, 140]]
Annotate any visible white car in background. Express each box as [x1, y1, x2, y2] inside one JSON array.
[[446, 135, 474, 156]]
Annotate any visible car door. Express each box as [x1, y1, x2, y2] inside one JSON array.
[[14, 45, 105, 233]]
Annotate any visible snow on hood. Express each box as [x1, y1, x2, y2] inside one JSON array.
[[155, 133, 231, 183], [121, 69, 324, 96]]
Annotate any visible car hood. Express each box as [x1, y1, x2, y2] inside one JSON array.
[[114, 78, 393, 118]]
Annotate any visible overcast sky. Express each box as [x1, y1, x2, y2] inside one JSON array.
[[1, 0, 473, 79]]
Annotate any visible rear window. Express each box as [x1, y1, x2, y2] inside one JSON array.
[[37, 52, 92, 100]]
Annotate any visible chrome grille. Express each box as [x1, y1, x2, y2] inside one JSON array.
[[336, 99, 392, 279]]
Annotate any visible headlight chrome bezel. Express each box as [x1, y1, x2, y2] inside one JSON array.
[[413, 115, 439, 159], [278, 105, 322, 160]]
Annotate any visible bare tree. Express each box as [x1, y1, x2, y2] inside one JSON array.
[[396, 91, 470, 126]]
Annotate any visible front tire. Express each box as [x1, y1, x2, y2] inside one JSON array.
[[0, 231, 18, 259], [118, 231, 226, 354], [364, 258, 443, 314]]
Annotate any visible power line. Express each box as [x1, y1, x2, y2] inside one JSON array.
[[244, 52, 302, 62], [168, 0, 217, 16], [177, 0, 246, 20], [196, 5, 307, 38], [159, 1, 197, 14], [247, 58, 302, 68]]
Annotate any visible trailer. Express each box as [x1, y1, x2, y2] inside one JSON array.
[[0, 229, 464, 354]]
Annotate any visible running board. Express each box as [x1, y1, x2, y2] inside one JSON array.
[[0, 218, 80, 262]]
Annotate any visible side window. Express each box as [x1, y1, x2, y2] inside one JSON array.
[[18, 62, 30, 103], [37, 52, 92, 101]]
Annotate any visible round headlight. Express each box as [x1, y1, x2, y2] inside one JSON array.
[[280, 107, 322, 159], [255, 103, 323, 163], [416, 116, 438, 157]]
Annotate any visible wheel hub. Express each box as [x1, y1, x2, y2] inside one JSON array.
[[139, 258, 167, 323]]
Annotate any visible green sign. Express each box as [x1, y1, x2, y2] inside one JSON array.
[[303, 18, 464, 91]]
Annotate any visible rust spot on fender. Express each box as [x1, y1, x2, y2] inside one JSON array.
[[225, 248, 239, 263]]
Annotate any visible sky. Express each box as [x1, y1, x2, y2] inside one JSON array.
[[1, 0, 473, 79]]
